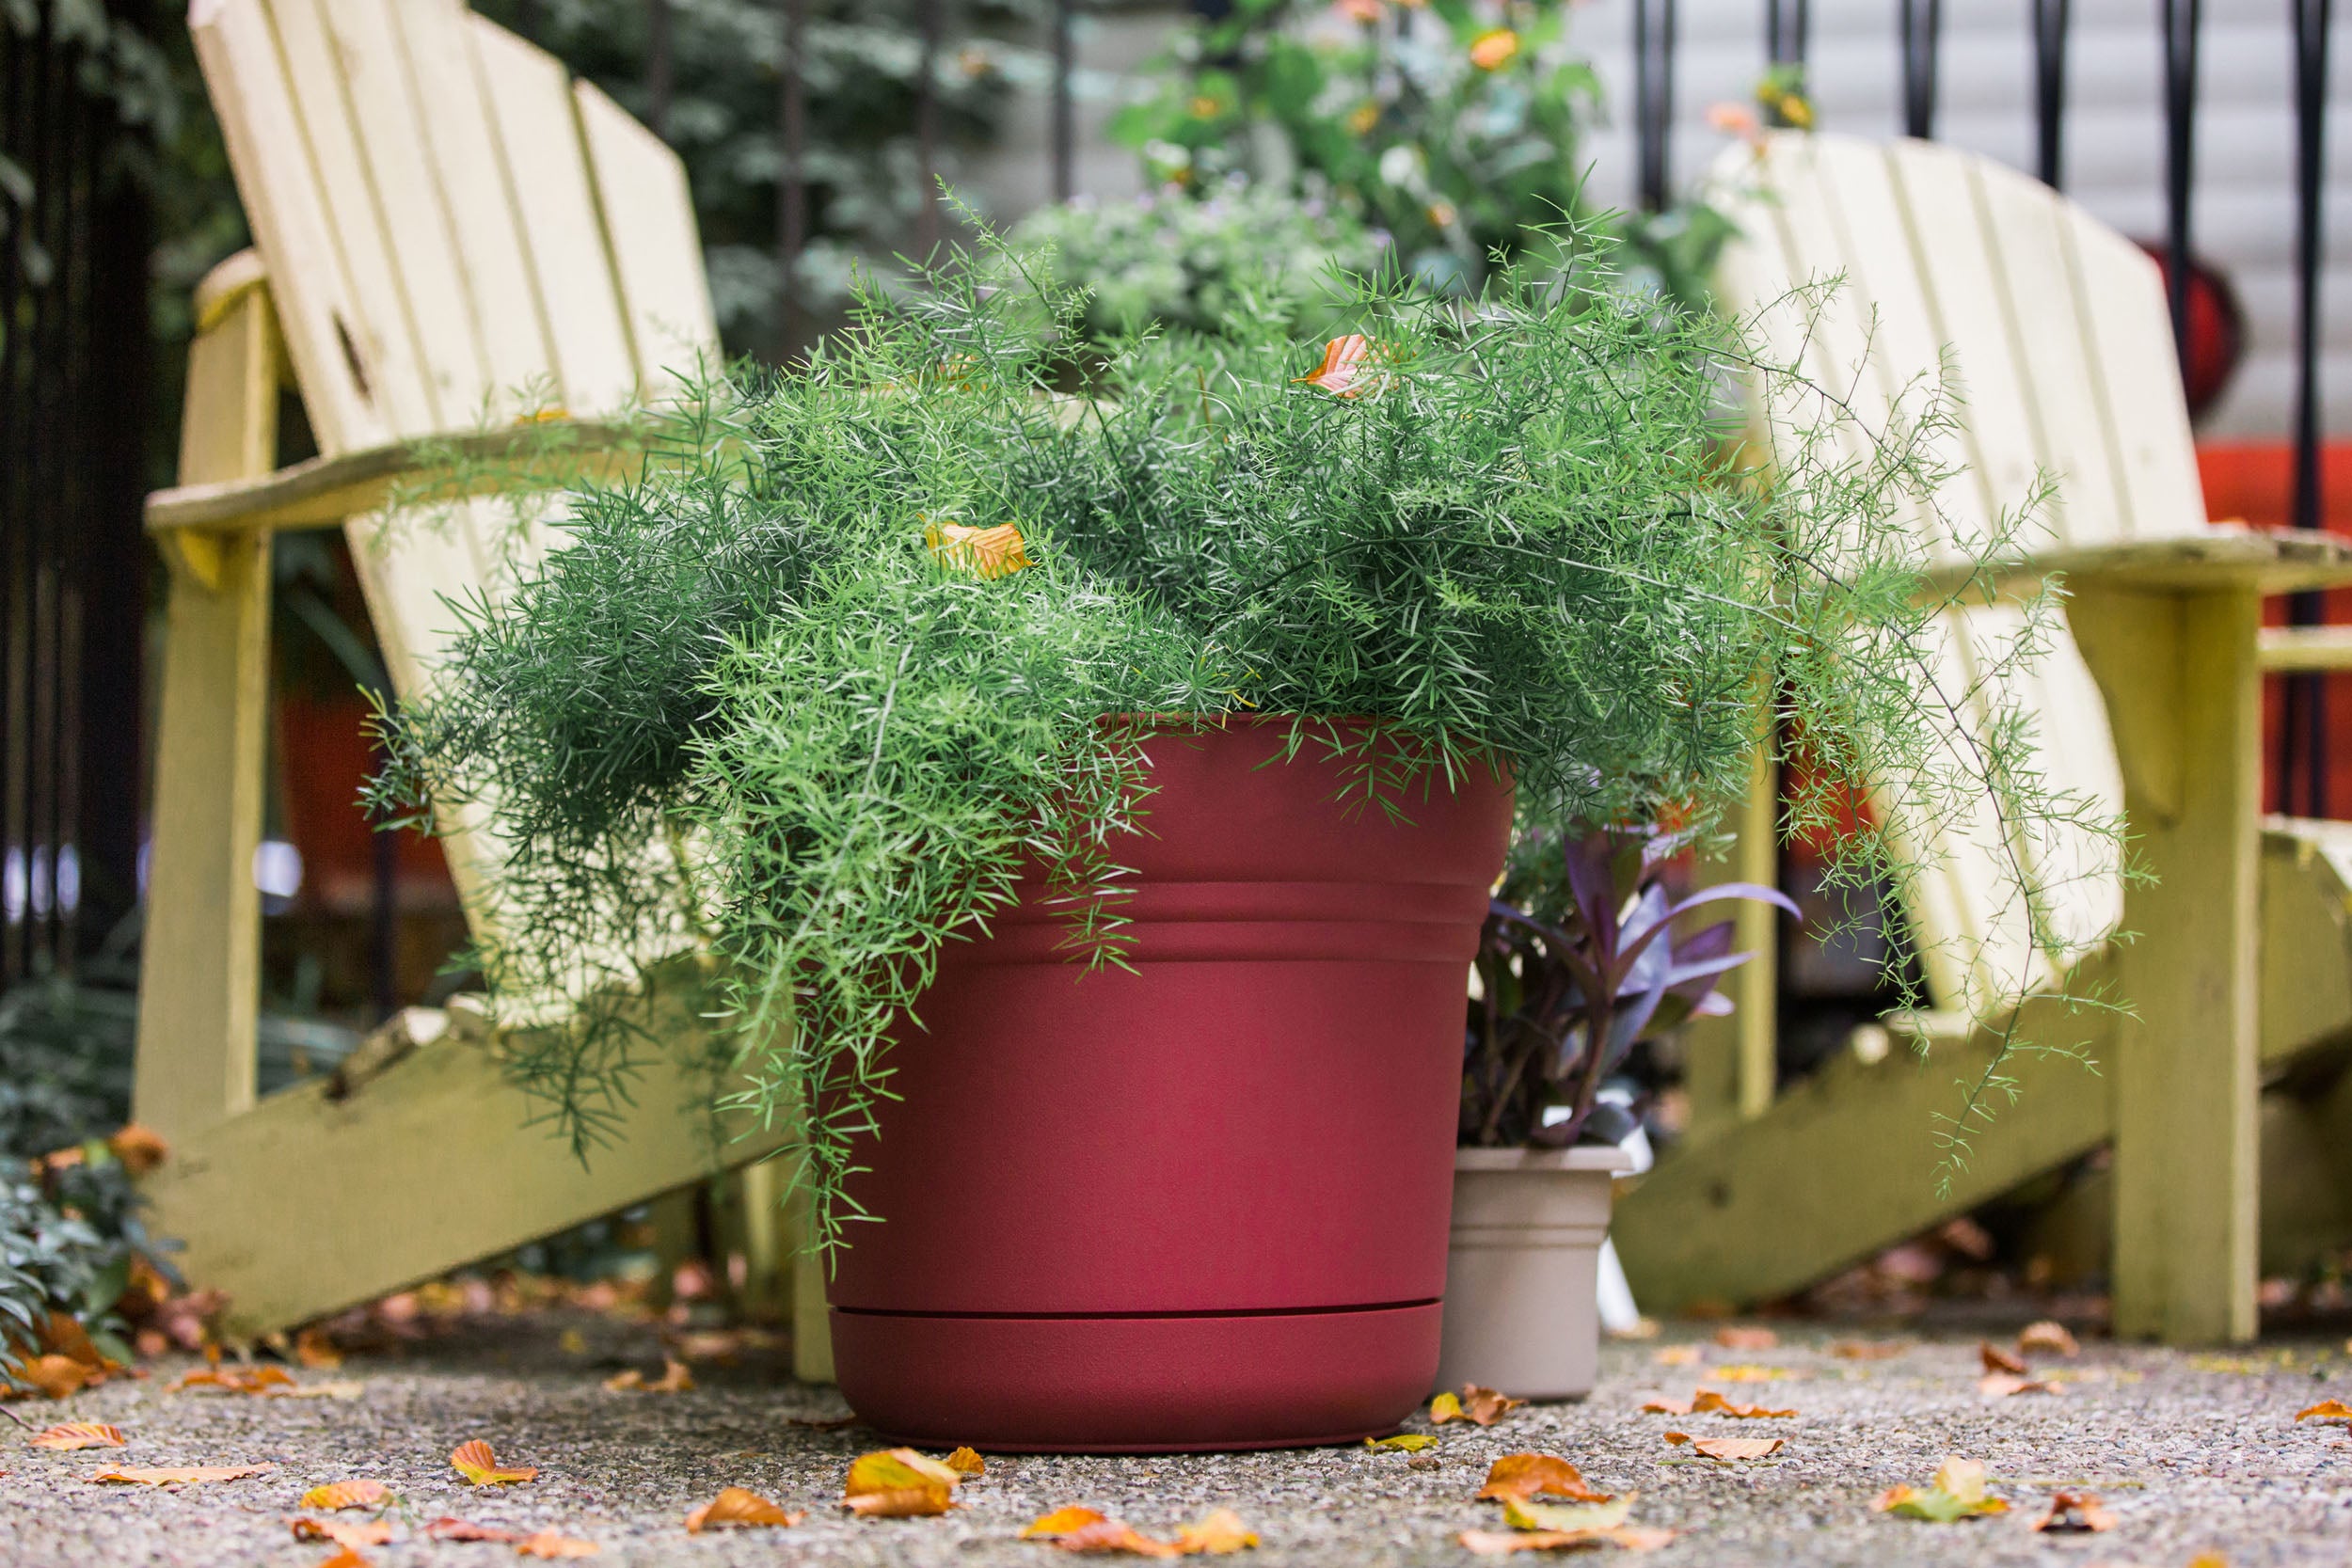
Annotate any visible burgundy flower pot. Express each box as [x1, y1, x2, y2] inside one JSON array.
[[824, 719, 1513, 1451]]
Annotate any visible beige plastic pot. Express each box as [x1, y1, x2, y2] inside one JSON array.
[[1435, 1146, 1635, 1401]]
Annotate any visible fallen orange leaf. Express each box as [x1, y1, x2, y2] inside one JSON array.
[[1828, 1339, 1907, 1361], [87, 1464, 272, 1485], [847, 1487, 956, 1518], [291, 1517, 394, 1548], [516, 1531, 599, 1559], [314, 1549, 373, 1568], [1979, 1341, 2026, 1375], [1054, 1517, 1179, 1557], [605, 1356, 693, 1394], [1661, 1433, 1781, 1461], [294, 1327, 343, 1370], [945, 1446, 985, 1477], [2016, 1321, 2080, 1358], [1461, 1521, 1676, 1553], [2031, 1491, 2115, 1532], [684, 1485, 803, 1533], [1707, 1365, 1792, 1383], [28, 1421, 125, 1449], [1172, 1507, 1258, 1554], [105, 1123, 170, 1175], [1365, 1433, 1438, 1451], [1294, 335, 1374, 398], [1461, 1385, 1526, 1425], [1978, 1372, 2062, 1399], [925, 518, 1032, 580], [301, 1480, 389, 1511], [1651, 1345, 1703, 1367], [168, 1364, 296, 1396], [1475, 1453, 1609, 1503], [40, 1312, 116, 1372], [2296, 1400, 2352, 1422], [422, 1519, 519, 1542], [1604, 1527, 1677, 1551], [1712, 1326, 1777, 1352], [1023, 1506, 1111, 1539], [449, 1440, 537, 1485]]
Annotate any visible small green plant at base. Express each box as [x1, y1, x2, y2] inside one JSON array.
[[368, 211, 2122, 1256]]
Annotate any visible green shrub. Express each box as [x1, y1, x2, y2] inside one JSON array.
[[372, 217, 2107, 1248]]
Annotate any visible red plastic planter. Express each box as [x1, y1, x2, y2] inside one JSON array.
[[824, 719, 1514, 1451]]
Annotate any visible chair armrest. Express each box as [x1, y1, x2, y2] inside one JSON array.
[[1922, 525, 2352, 600], [144, 421, 638, 536]]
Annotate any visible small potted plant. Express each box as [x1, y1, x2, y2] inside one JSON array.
[[1441, 826, 1793, 1400], [371, 218, 2095, 1449]]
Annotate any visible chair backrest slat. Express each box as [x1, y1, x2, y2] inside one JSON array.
[[1714, 132, 2150, 1018], [574, 81, 720, 402]]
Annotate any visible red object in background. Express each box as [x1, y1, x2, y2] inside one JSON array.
[[276, 691, 457, 913], [2138, 245, 2248, 419], [824, 720, 1514, 1451], [2199, 443, 2352, 817]]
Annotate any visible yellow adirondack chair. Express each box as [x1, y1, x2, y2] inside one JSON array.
[[1618, 130, 2352, 1344], [136, 0, 829, 1371]]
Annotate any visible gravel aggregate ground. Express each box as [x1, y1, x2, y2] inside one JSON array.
[[3, 1313, 2348, 1567]]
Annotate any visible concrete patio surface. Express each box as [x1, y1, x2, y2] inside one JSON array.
[[4, 1311, 2348, 1567]]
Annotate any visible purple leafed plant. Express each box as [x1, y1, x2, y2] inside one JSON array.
[[1462, 825, 1798, 1149]]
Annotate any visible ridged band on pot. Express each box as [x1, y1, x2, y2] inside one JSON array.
[[822, 718, 1514, 1451]]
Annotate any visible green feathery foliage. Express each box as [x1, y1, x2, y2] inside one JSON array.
[[370, 214, 2121, 1251]]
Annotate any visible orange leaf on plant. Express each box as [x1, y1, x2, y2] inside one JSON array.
[[925, 519, 1032, 580], [449, 1440, 537, 1485], [1467, 27, 1519, 70], [1294, 335, 1374, 398], [684, 1485, 802, 1533]]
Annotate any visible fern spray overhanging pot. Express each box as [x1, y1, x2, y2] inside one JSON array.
[[1440, 825, 1794, 1401], [367, 214, 2095, 1449]]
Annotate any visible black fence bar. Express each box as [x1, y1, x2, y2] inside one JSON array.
[[776, 0, 807, 354], [1899, 0, 1941, 140], [2159, 0, 2200, 360], [2286, 0, 2334, 816], [2031, 0, 2070, 188], [1765, 0, 1808, 66], [1633, 0, 1675, 213], [1052, 0, 1075, 201]]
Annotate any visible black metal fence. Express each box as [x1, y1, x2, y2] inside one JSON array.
[[0, 1, 155, 984]]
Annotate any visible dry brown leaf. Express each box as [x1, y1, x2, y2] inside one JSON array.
[[1427, 1384, 1525, 1426], [2031, 1491, 2115, 1532], [40, 1312, 115, 1371], [1661, 1433, 1781, 1461], [684, 1485, 803, 1533], [87, 1464, 271, 1485], [846, 1486, 955, 1518], [1979, 1341, 2027, 1375], [300, 1480, 389, 1511], [1978, 1372, 2062, 1399], [1475, 1453, 1609, 1503], [290, 1517, 395, 1548], [8, 1354, 91, 1399], [1024, 1506, 1111, 1539], [450, 1440, 537, 1485], [167, 1364, 296, 1396], [1828, 1339, 1907, 1361], [422, 1518, 519, 1543], [1641, 1394, 1695, 1416], [1651, 1345, 1703, 1367], [1055, 1518, 1181, 1557], [516, 1530, 600, 1559], [293, 1328, 343, 1370], [2016, 1321, 2080, 1358], [28, 1421, 124, 1449], [1643, 1390, 1792, 1419], [605, 1357, 693, 1394], [1712, 1326, 1777, 1352], [945, 1446, 985, 1477], [2296, 1399, 2352, 1423], [1172, 1508, 1258, 1554]]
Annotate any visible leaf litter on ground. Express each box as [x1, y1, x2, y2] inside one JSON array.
[[1476, 1454, 1610, 1503], [2030, 1492, 2116, 1532], [684, 1486, 802, 1532], [1712, 1326, 1777, 1352], [27, 1421, 123, 1449], [291, 1517, 395, 1549], [2016, 1321, 2081, 1358], [450, 1440, 537, 1485], [602, 1357, 692, 1393], [2296, 1400, 2352, 1423], [1979, 1342, 2027, 1375], [1979, 1372, 2063, 1399], [1021, 1504, 1260, 1556], [301, 1480, 389, 1510], [1661, 1433, 1782, 1461], [1366, 1433, 1438, 1452], [1641, 1389, 1794, 1418], [1432, 1385, 1526, 1425], [87, 1464, 272, 1486], [843, 1447, 963, 1517]]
